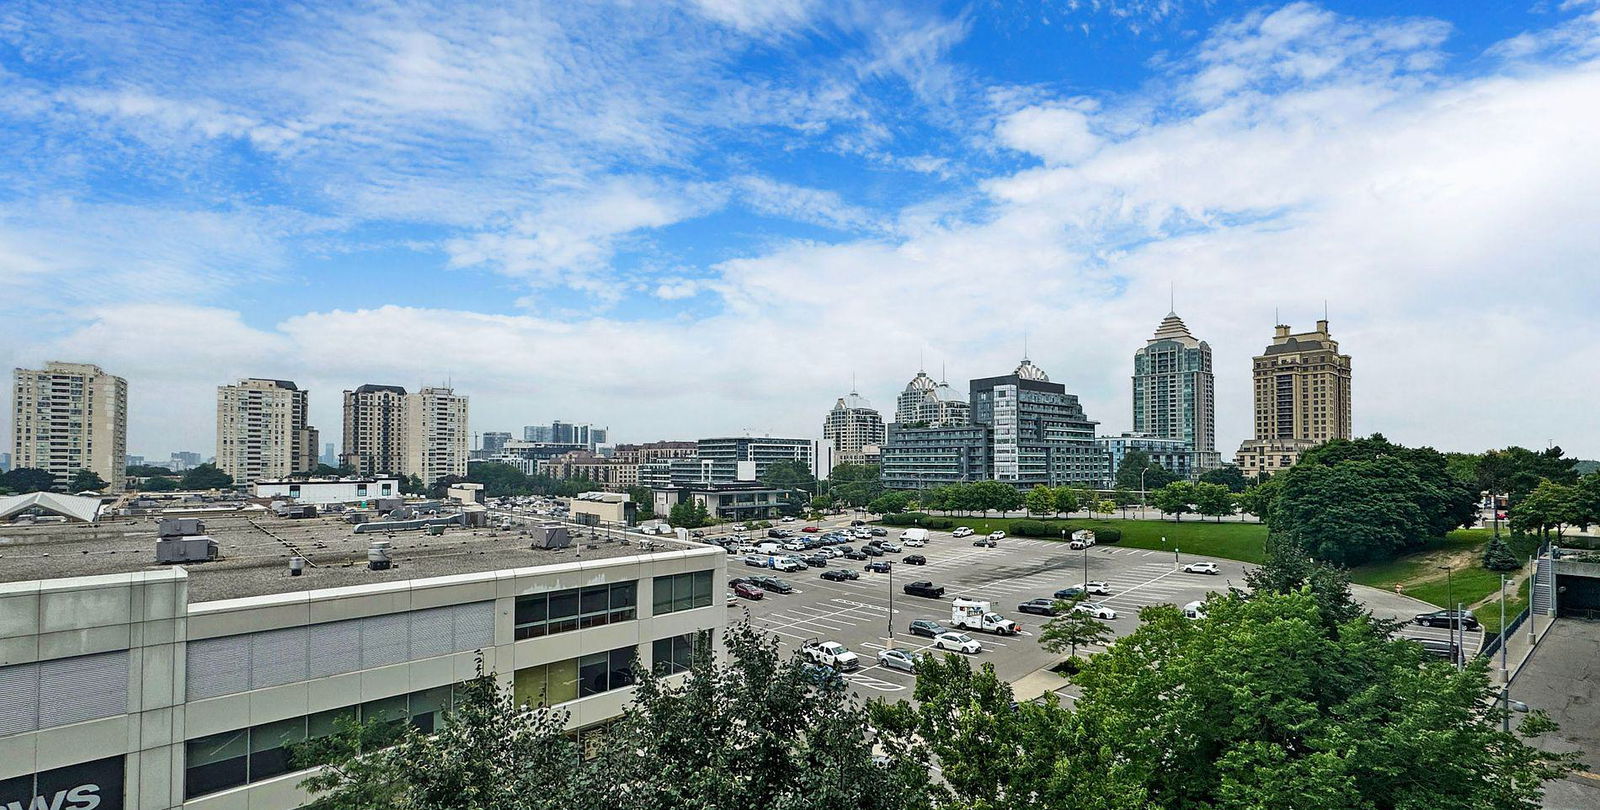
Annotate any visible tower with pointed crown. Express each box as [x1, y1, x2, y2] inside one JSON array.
[[1132, 311, 1216, 465], [823, 389, 885, 469]]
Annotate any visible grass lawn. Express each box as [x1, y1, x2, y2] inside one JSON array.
[[938, 517, 1270, 564], [1478, 577, 1531, 638]]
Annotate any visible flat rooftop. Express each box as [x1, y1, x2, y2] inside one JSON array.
[[0, 514, 694, 603]]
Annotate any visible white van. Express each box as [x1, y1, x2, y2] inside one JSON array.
[[900, 528, 929, 544], [1182, 600, 1206, 620]]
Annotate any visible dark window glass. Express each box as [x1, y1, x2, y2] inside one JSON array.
[[185, 731, 248, 798], [514, 594, 548, 640], [610, 581, 637, 621], [581, 586, 608, 616], [691, 571, 713, 608], [548, 590, 580, 634], [610, 647, 635, 689], [410, 686, 451, 733], [652, 638, 672, 676], [248, 716, 306, 782], [672, 574, 694, 613], [578, 652, 609, 697], [651, 576, 673, 616]]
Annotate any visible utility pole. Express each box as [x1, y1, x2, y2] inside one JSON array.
[[887, 562, 895, 650], [1499, 575, 1509, 683]]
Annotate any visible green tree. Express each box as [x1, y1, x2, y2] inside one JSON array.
[[427, 474, 468, 500], [868, 490, 913, 515], [1072, 590, 1577, 809], [760, 459, 818, 494], [1038, 596, 1114, 662], [969, 480, 1023, 516], [1112, 487, 1138, 517], [180, 463, 234, 490], [1236, 477, 1279, 521], [1577, 472, 1600, 529], [1024, 485, 1057, 517], [126, 464, 177, 477], [1244, 536, 1365, 632], [297, 660, 584, 809], [1477, 446, 1580, 506], [827, 463, 884, 507], [1096, 498, 1117, 517], [138, 476, 181, 492], [2, 467, 60, 494], [667, 500, 706, 529], [626, 486, 655, 519], [1299, 435, 1478, 536], [1483, 537, 1521, 572], [1198, 464, 1249, 492], [1271, 460, 1427, 566], [1150, 481, 1194, 521], [302, 462, 356, 478], [401, 474, 427, 495], [1053, 486, 1081, 516], [1192, 481, 1234, 522], [691, 501, 710, 527], [1114, 449, 1180, 492], [1511, 479, 1581, 540], [69, 468, 109, 492], [598, 622, 925, 810], [809, 493, 834, 512], [467, 462, 531, 497]]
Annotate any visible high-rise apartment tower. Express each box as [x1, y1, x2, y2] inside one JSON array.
[[1131, 312, 1219, 474], [1235, 319, 1353, 476], [215, 378, 319, 485], [822, 391, 885, 469], [10, 361, 127, 491]]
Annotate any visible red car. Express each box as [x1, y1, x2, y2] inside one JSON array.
[[734, 582, 765, 600], [801, 526, 820, 533]]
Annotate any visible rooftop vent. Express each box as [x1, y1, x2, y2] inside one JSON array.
[[157, 517, 206, 538], [367, 540, 392, 570], [155, 536, 219, 564]]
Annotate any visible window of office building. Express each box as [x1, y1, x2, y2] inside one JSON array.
[[651, 570, 713, 616], [512, 645, 636, 708], [514, 582, 636, 640], [184, 687, 457, 800], [651, 633, 704, 676]]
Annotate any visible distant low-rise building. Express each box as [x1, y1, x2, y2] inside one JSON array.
[[653, 481, 800, 521], [1096, 432, 1194, 488], [569, 491, 637, 526], [253, 477, 400, 505]]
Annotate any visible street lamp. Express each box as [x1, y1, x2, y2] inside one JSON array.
[[1437, 565, 1459, 670], [886, 562, 895, 650], [1139, 468, 1148, 517], [1499, 574, 1509, 682]]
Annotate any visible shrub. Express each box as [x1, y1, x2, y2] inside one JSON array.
[[919, 517, 954, 530], [1010, 519, 1048, 537], [882, 512, 928, 527], [1096, 527, 1122, 543]]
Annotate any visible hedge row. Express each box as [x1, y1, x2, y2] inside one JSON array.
[[1002, 522, 1122, 542], [879, 512, 955, 529]]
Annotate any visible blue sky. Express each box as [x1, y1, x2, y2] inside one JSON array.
[[2, 0, 1598, 459]]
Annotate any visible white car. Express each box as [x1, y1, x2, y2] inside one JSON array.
[[781, 541, 807, 551], [951, 527, 974, 538], [876, 541, 902, 553], [904, 538, 927, 548], [1073, 602, 1117, 620], [731, 524, 748, 531], [781, 516, 796, 522], [932, 631, 982, 654], [1183, 600, 1206, 620], [1084, 581, 1111, 595], [988, 530, 1006, 541], [876, 648, 922, 673], [1068, 537, 1095, 550], [1183, 561, 1220, 575]]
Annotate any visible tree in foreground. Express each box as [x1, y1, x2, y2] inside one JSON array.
[[1149, 481, 1194, 521], [1037, 595, 1113, 664], [297, 661, 586, 810], [596, 621, 925, 810]]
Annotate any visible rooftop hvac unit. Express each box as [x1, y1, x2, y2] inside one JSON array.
[[534, 524, 571, 550], [155, 536, 219, 564], [157, 517, 206, 538]]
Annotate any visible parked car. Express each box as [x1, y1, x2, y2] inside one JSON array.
[[733, 582, 765, 600], [903, 554, 927, 565], [743, 554, 769, 568], [1414, 609, 1480, 630], [877, 541, 903, 553], [1073, 602, 1117, 620], [902, 580, 945, 598], [972, 537, 997, 548], [1084, 581, 1111, 595], [877, 648, 922, 673], [843, 550, 868, 561], [865, 561, 893, 573], [908, 619, 946, 638], [1183, 561, 1220, 575], [933, 631, 982, 654], [870, 527, 888, 536], [726, 590, 738, 607], [768, 528, 787, 538], [1068, 536, 1095, 550], [861, 544, 884, 557], [802, 526, 820, 533], [801, 640, 860, 671], [851, 520, 867, 526], [1053, 586, 1084, 600], [691, 530, 705, 538], [802, 554, 830, 568], [1017, 598, 1061, 616], [820, 568, 860, 582], [781, 516, 796, 522], [750, 576, 795, 594], [988, 530, 1007, 541], [951, 526, 975, 538], [731, 524, 748, 531]]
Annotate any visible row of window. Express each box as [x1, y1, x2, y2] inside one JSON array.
[[514, 582, 638, 640], [512, 645, 639, 708], [184, 685, 456, 799], [652, 571, 714, 616]]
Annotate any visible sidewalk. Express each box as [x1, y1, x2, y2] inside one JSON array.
[[1499, 609, 1559, 683], [1011, 664, 1075, 704]]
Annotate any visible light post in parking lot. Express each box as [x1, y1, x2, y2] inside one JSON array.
[[1499, 574, 1509, 682], [886, 562, 895, 650], [1437, 565, 1459, 670]]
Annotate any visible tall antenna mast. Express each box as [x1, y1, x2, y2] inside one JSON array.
[[1169, 281, 1175, 313], [1023, 330, 1029, 361]]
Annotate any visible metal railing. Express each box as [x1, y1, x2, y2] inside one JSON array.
[[1477, 606, 1530, 660]]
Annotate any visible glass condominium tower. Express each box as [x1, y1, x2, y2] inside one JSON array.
[[1132, 312, 1218, 471]]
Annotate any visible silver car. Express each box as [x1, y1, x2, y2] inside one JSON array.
[[877, 648, 922, 673]]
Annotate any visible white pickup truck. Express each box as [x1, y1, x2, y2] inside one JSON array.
[[950, 598, 1022, 635], [801, 640, 861, 671]]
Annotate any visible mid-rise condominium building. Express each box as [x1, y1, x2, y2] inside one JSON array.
[[0, 513, 723, 810], [894, 371, 969, 427], [479, 431, 513, 453], [10, 361, 128, 492], [970, 359, 1103, 487], [215, 379, 319, 486], [1235, 319, 1353, 476], [691, 437, 819, 483], [822, 391, 885, 469], [1132, 312, 1220, 474], [341, 385, 469, 485]]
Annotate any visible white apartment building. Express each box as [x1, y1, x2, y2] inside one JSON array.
[[0, 515, 724, 810], [822, 391, 884, 469], [405, 387, 469, 486], [215, 379, 319, 486], [10, 361, 128, 492]]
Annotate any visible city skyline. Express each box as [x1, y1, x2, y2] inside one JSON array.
[[3, 2, 1598, 460]]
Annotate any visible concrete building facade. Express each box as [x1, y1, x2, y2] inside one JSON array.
[[694, 437, 818, 483], [970, 360, 1103, 488], [1132, 313, 1219, 475], [215, 379, 318, 487], [1235, 320, 1353, 476], [822, 391, 885, 470], [0, 516, 723, 810], [340, 385, 407, 478], [1095, 432, 1194, 489], [11, 361, 128, 492], [879, 424, 992, 490]]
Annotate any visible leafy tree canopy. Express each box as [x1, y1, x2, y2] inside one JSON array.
[[1115, 450, 1180, 492], [1, 467, 60, 494], [1198, 464, 1248, 493], [126, 464, 177, 477], [180, 463, 234, 491], [69, 468, 109, 492], [138, 476, 181, 492], [760, 459, 818, 494]]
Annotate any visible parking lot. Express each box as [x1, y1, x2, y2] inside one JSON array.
[[721, 524, 1483, 699]]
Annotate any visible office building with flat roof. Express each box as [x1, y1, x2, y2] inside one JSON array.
[[970, 359, 1103, 488], [694, 436, 818, 482], [11, 361, 128, 492], [0, 514, 723, 810], [879, 423, 992, 490]]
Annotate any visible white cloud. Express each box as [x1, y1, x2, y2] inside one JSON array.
[[995, 104, 1102, 165], [734, 175, 881, 231]]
